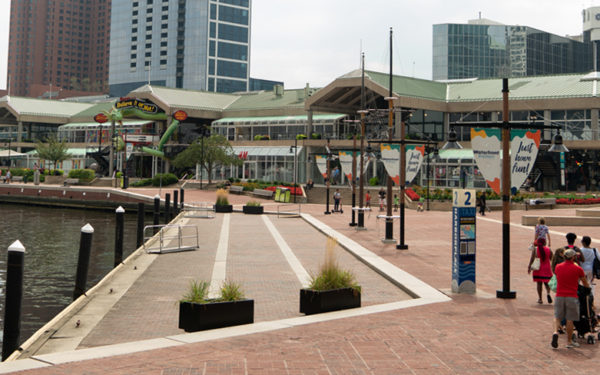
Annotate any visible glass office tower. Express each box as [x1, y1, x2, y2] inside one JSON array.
[[109, 0, 251, 96], [433, 23, 593, 80]]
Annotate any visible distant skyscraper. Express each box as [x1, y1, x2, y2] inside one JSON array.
[[109, 0, 251, 97], [7, 0, 110, 98], [433, 19, 593, 80]]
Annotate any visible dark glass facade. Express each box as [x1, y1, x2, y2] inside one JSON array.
[[433, 24, 593, 80]]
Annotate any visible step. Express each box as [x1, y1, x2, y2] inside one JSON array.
[[576, 208, 600, 217], [522, 215, 600, 226]]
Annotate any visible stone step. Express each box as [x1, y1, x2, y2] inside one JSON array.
[[522, 215, 600, 226], [576, 208, 600, 217]]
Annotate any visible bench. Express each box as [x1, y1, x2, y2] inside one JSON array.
[[1, 176, 23, 183], [64, 178, 79, 186], [525, 197, 556, 211], [252, 188, 274, 199], [229, 185, 244, 194]]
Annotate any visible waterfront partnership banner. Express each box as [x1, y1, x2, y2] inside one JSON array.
[[471, 128, 540, 194]]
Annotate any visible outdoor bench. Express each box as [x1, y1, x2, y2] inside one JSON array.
[[229, 185, 244, 194], [252, 188, 274, 199], [525, 197, 556, 211]]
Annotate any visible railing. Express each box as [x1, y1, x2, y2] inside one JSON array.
[[277, 204, 301, 218], [143, 224, 199, 254], [183, 201, 215, 219]]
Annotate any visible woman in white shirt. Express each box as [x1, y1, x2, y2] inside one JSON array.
[[580, 236, 600, 288]]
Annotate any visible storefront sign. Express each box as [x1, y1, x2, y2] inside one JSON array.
[[116, 98, 159, 114]]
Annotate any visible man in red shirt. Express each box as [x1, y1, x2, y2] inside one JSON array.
[[552, 249, 590, 349]]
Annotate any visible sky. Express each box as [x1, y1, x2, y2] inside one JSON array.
[[0, 0, 599, 90]]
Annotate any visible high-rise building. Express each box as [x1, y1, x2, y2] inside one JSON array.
[[7, 0, 111, 98], [109, 0, 251, 97], [433, 18, 593, 80]]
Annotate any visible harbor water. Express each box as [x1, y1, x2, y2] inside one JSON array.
[[0, 203, 139, 353]]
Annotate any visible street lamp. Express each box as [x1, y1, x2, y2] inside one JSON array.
[[324, 138, 333, 215], [289, 137, 298, 203], [344, 119, 361, 227], [425, 145, 438, 211]]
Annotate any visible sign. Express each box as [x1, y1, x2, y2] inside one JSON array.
[[94, 113, 108, 123], [116, 98, 158, 114], [315, 154, 328, 178], [452, 189, 476, 294], [173, 110, 188, 121], [471, 128, 540, 194], [405, 144, 425, 184], [124, 134, 159, 143], [380, 143, 425, 185]]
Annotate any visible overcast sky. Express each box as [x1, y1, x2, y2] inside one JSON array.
[[0, 0, 599, 90]]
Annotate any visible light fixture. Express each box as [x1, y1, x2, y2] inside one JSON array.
[[548, 129, 569, 153], [442, 127, 463, 150]]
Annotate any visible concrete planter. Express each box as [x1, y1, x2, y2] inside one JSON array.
[[43, 175, 66, 185]]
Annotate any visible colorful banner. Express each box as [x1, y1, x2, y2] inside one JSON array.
[[471, 128, 541, 194], [315, 154, 328, 178], [405, 144, 425, 184], [338, 151, 370, 182]]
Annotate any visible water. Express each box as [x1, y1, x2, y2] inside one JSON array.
[[0, 203, 139, 351]]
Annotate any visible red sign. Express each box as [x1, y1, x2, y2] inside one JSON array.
[[173, 110, 188, 121], [238, 151, 248, 160], [94, 113, 108, 123]]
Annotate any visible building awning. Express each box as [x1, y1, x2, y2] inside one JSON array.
[[0, 149, 28, 158], [26, 148, 89, 158], [58, 120, 153, 130], [213, 114, 346, 125], [231, 146, 303, 157]]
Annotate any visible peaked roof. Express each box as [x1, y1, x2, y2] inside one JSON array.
[[0, 96, 94, 123], [129, 85, 241, 114]]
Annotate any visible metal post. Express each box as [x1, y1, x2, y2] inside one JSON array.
[[179, 188, 184, 210], [497, 78, 516, 299], [73, 224, 94, 300], [137, 202, 145, 248], [384, 28, 395, 242], [2, 240, 25, 360], [426, 146, 431, 211], [173, 190, 179, 215], [397, 110, 408, 250], [349, 133, 357, 226], [324, 148, 331, 215], [293, 137, 297, 203], [165, 193, 171, 224], [358, 52, 366, 229], [153, 194, 160, 234], [109, 119, 115, 179], [114, 206, 124, 268]]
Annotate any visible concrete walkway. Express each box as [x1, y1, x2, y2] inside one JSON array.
[[2, 187, 600, 374]]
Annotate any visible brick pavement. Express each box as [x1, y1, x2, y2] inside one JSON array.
[[8, 187, 600, 374]]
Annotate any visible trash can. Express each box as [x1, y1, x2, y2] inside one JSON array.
[[33, 170, 40, 185], [122, 175, 129, 189], [279, 188, 289, 202]]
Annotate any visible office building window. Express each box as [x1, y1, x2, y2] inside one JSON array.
[[218, 42, 247, 61], [217, 78, 246, 92], [218, 5, 248, 25], [217, 60, 246, 78], [218, 24, 247, 43]]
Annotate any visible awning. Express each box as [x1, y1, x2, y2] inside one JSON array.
[[0, 149, 28, 158], [26, 148, 89, 158], [213, 114, 346, 125], [231, 146, 303, 157], [58, 120, 153, 130]]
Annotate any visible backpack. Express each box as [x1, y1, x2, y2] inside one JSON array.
[[593, 248, 600, 279]]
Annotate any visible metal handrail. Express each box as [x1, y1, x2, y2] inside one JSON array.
[[143, 224, 199, 254], [277, 204, 301, 218]]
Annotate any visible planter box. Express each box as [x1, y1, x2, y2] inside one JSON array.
[[243, 205, 263, 214], [43, 175, 66, 185], [179, 299, 254, 332], [299, 287, 361, 315], [214, 204, 233, 213]]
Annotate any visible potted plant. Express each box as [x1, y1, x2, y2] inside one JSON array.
[[179, 280, 254, 332], [300, 237, 361, 315], [214, 188, 233, 213], [243, 200, 263, 214]]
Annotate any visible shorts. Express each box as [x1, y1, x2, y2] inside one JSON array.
[[554, 296, 579, 322]]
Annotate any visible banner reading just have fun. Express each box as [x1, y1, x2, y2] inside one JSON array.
[[380, 143, 425, 184], [471, 128, 540, 194]]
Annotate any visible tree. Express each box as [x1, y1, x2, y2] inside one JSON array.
[[35, 135, 72, 171], [172, 134, 242, 184]]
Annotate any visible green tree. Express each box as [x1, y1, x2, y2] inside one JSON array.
[[172, 134, 242, 184], [35, 135, 72, 171]]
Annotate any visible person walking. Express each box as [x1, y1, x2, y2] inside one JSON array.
[[478, 191, 487, 216], [365, 191, 371, 208], [534, 217, 551, 248], [528, 238, 553, 304], [551, 249, 591, 349], [393, 194, 399, 212], [378, 188, 385, 212], [333, 189, 341, 212], [564, 232, 584, 265], [579, 236, 599, 290]]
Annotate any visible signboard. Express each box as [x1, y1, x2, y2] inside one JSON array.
[[116, 98, 158, 114], [94, 113, 108, 123], [451, 189, 476, 294], [124, 134, 159, 143], [315, 154, 328, 178], [173, 110, 188, 121], [380, 143, 424, 185]]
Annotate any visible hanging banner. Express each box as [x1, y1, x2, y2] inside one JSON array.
[[471, 128, 541, 194], [338, 151, 354, 181], [405, 144, 425, 184], [381, 143, 400, 184], [315, 154, 328, 178], [510, 129, 541, 192]]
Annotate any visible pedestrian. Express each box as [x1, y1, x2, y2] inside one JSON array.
[[579, 236, 599, 290], [393, 194, 399, 212], [378, 188, 385, 211], [333, 189, 341, 212], [564, 232, 584, 265], [528, 238, 553, 304], [478, 191, 487, 216], [5, 169, 11, 184], [365, 191, 371, 208], [534, 217, 551, 248], [551, 249, 591, 349]]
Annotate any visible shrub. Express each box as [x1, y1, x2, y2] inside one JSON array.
[[220, 280, 245, 302], [180, 281, 210, 304], [68, 169, 95, 181], [308, 237, 361, 293], [151, 173, 178, 186], [368, 176, 379, 186], [245, 200, 261, 207], [181, 280, 245, 304], [296, 134, 307, 140], [215, 188, 230, 206], [310, 132, 321, 139], [131, 178, 152, 187]]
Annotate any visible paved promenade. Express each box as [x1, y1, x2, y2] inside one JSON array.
[[3, 187, 600, 374]]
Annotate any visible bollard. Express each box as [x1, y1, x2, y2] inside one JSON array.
[[2, 240, 25, 361], [137, 202, 145, 248], [73, 224, 94, 301], [114, 206, 124, 268], [180, 188, 184, 210], [153, 194, 160, 234], [173, 190, 179, 216], [165, 193, 171, 224]]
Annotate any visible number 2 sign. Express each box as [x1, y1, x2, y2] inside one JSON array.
[[453, 189, 476, 208]]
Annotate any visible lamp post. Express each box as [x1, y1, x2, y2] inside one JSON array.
[[357, 109, 368, 228], [383, 97, 397, 243], [324, 138, 332, 215], [425, 145, 438, 211], [290, 137, 298, 203], [344, 119, 361, 227]]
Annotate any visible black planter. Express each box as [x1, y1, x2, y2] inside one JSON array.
[[299, 287, 361, 315], [243, 205, 264, 214], [179, 299, 254, 332], [214, 204, 233, 213]]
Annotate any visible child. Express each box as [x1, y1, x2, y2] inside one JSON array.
[[393, 194, 399, 211], [365, 191, 371, 208]]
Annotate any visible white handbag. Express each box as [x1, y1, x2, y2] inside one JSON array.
[[531, 257, 541, 271]]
